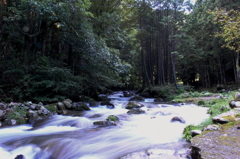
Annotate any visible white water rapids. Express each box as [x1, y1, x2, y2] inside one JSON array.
[[0, 92, 209, 159]]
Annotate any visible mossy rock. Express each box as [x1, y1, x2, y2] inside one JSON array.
[[129, 96, 144, 102], [107, 115, 119, 122], [191, 121, 240, 159], [125, 102, 143, 109]]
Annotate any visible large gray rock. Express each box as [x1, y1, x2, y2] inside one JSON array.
[[29, 111, 42, 124], [0, 103, 7, 110], [93, 120, 116, 126], [57, 102, 66, 110], [0, 110, 6, 118], [190, 130, 202, 137], [63, 99, 72, 109], [127, 108, 145, 114], [125, 102, 143, 109], [129, 96, 144, 102], [170, 116, 185, 123], [202, 124, 220, 131], [229, 100, 240, 108], [6, 119, 17, 125], [212, 109, 240, 124], [123, 91, 133, 97], [72, 103, 90, 111]]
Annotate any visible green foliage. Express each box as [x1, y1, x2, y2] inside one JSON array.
[[107, 115, 119, 122], [45, 104, 57, 113], [6, 105, 27, 124], [197, 100, 206, 106], [183, 124, 199, 142]]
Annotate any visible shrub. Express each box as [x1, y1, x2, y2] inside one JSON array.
[[197, 100, 206, 106], [183, 124, 199, 142], [6, 105, 27, 124]]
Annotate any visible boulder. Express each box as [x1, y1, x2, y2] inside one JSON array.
[[29, 112, 42, 124], [125, 102, 143, 109], [93, 120, 116, 126], [57, 102, 66, 110], [5, 119, 17, 125], [63, 99, 72, 109], [58, 110, 68, 115], [127, 108, 145, 114], [30, 105, 36, 110], [0, 109, 6, 118], [97, 94, 109, 101], [106, 103, 115, 109], [72, 103, 90, 111], [123, 91, 133, 97], [170, 116, 185, 123], [212, 109, 240, 124], [190, 130, 202, 137], [202, 124, 220, 131], [129, 96, 144, 102], [229, 100, 240, 108], [15, 154, 25, 159], [0, 103, 7, 110], [234, 92, 240, 101], [107, 115, 119, 122]]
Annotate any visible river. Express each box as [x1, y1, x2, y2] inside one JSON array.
[[0, 92, 209, 159]]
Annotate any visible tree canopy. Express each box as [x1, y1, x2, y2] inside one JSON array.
[[0, 0, 239, 102]]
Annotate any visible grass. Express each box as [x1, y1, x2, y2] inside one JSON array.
[[181, 90, 236, 142]]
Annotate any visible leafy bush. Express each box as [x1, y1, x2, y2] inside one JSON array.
[[6, 105, 27, 124], [197, 100, 206, 106], [183, 125, 199, 142]]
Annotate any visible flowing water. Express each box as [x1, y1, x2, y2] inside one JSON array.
[[0, 92, 209, 159]]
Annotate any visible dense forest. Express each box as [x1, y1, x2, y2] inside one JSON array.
[[0, 0, 239, 103]]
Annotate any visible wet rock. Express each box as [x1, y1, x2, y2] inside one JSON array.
[[129, 96, 144, 102], [190, 130, 202, 137], [57, 102, 66, 110], [97, 94, 109, 101], [93, 120, 116, 126], [125, 102, 143, 109], [58, 110, 68, 115], [170, 116, 185, 123], [106, 103, 115, 109], [89, 101, 100, 107], [15, 154, 25, 159], [212, 109, 240, 124], [72, 102, 90, 111], [29, 112, 42, 124], [35, 104, 43, 110], [123, 91, 133, 97], [212, 116, 229, 124], [234, 92, 240, 101], [107, 115, 119, 122], [63, 99, 72, 109], [0, 103, 7, 109], [30, 105, 36, 110], [190, 146, 202, 159], [0, 109, 6, 118], [5, 119, 17, 125], [100, 101, 112, 106], [127, 108, 145, 114], [229, 100, 240, 108], [0, 122, 2, 126], [202, 124, 220, 131]]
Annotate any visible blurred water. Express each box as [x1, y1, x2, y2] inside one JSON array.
[[0, 92, 209, 159]]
